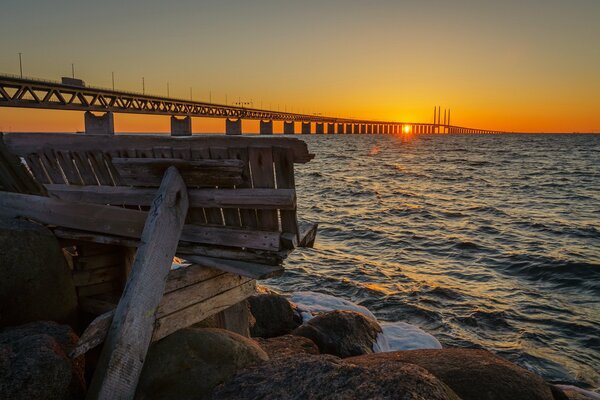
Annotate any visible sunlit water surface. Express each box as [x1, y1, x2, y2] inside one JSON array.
[[265, 134, 600, 389]]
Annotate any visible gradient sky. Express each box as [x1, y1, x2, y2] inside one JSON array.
[[1, 0, 599, 133]]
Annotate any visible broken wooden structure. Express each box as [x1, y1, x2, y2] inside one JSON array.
[[0, 132, 317, 399]]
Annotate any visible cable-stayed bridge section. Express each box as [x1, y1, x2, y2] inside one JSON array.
[[0, 75, 503, 135]]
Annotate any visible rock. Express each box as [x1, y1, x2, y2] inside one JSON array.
[[293, 310, 382, 358], [557, 386, 599, 400], [248, 293, 302, 338], [0, 218, 78, 328], [212, 354, 461, 400], [135, 327, 268, 400], [0, 321, 85, 400], [348, 348, 557, 400], [255, 334, 319, 358]]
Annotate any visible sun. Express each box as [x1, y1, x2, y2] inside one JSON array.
[[402, 125, 411, 134]]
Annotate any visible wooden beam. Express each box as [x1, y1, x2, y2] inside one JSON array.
[[298, 221, 318, 248], [87, 166, 188, 400], [46, 185, 296, 210], [3, 132, 314, 164], [183, 254, 284, 280], [111, 157, 244, 187], [152, 279, 256, 342], [70, 310, 115, 359], [0, 191, 281, 251]]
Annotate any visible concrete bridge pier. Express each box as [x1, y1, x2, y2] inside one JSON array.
[[260, 120, 273, 135], [345, 123, 352, 134], [302, 122, 311, 134], [226, 118, 242, 135], [315, 123, 324, 134], [337, 123, 344, 134], [392, 125, 398, 134], [283, 121, 295, 134], [170, 116, 192, 136], [353, 124, 360, 134], [327, 123, 335, 134], [367, 125, 373, 134], [84, 111, 114, 135], [360, 124, 366, 134], [384, 125, 389, 134]]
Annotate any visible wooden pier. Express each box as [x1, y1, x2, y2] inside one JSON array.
[[0, 131, 317, 399]]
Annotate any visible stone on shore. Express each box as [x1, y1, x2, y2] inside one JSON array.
[[135, 327, 268, 400], [348, 348, 559, 400], [255, 334, 319, 359], [0, 218, 78, 328], [211, 354, 461, 400], [293, 310, 381, 358], [0, 321, 85, 400], [248, 292, 302, 338]]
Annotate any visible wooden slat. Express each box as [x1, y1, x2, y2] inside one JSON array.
[[214, 301, 251, 337], [25, 154, 50, 184], [72, 152, 98, 185], [87, 166, 189, 400], [70, 310, 115, 359], [274, 147, 299, 247], [72, 266, 121, 287], [165, 264, 224, 293], [39, 149, 65, 184], [229, 147, 258, 229], [88, 151, 113, 186], [0, 191, 281, 251], [0, 136, 46, 194], [183, 254, 284, 280], [158, 273, 250, 318], [249, 147, 279, 231], [211, 147, 240, 227], [75, 252, 123, 270], [77, 281, 122, 298], [46, 185, 296, 209], [152, 279, 256, 342], [54, 229, 284, 265], [2, 133, 314, 163], [56, 151, 84, 185], [112, 157, 244, 187]]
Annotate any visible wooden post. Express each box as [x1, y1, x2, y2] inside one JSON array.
[[86, 167, 189, 400]]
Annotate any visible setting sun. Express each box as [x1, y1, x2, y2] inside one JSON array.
[[402, 125, 411, 134]]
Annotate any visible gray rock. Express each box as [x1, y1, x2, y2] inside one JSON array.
[[212, 354, 461, 400], [0, 321, 85, 400], [293, 310, 382, 358], [135, 327, 268, 400], [248, 293, 302, 338], [0, 218, 78, 328], [255, 334, 319, 359], [348, 348, 558, 400]]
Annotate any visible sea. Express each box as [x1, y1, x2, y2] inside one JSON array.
[[264, 133, 600, 390]]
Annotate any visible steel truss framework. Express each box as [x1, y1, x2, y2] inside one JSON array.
[[0, 75, 503, 133]]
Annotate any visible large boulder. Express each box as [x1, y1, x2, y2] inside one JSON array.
[[255, 334, 319, 359], [0, 218, 78, 328], [293, 310, 382, 358], [348, 348, 558, 400], [0, 321, 85, 400], [135, 327, 268, 400], [212, 354, 461, 400], [248, 293, 302, 338]]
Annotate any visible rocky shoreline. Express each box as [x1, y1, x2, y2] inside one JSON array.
[[1, 218, 598, 399]]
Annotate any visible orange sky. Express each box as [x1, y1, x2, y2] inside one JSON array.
[[1, 1, 599, 133]]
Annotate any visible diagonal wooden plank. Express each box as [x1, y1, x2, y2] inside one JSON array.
[[86, 166, 189, 400]]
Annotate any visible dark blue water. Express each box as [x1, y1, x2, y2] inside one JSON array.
[[266, 134, 600, 389]]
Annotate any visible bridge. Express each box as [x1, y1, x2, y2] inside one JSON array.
[[0, 74, 504, 135]]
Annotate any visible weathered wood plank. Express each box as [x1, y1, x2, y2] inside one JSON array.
[[211, 147, 240, 227], [88, 152, 113, 186], [249, 147, 279, 231], [298, 221, 318, 248], [158, 273, 250, 318], [0, 135, 46, 194], [25, 154, 50, 184], [274, 147, 299, 247], [77, 281, 121, 298], [79, 296, 119, 315], [214, 301, 251, 337], [228, 147, 258, 229], [0, 192, 281, 251], [165, 264, 224, 294], [183, 254, 284, 280], [112, 157, 244, 187], [3, 133, 314, 163], [46, 185, 296, 209], [72, 266, 121, 286], [75, 252, 123, 270], [152, 279, 256, 342], [87, 166, 189, 400], [40, 149, 65, 184], [56, 151, 84, 185]]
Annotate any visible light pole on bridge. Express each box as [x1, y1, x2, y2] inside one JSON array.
[[18, 53, 23, 78]]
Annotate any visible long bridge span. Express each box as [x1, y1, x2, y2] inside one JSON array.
[[0, 74, 504, 135]]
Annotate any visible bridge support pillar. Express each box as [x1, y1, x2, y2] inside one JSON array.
[[367, 125, 373, 134], [283, 121, 295, 134], [337, 123, 344, 134], [360, 124, 366, 134], [84, 111, 114, 135], [226, 118, 242, 135], [315, 123, 324, 134], [327, 123, 335, 134], [345, 123, 352, 134], [170, 116, 192, 136], [353, 124, 359, 134], [301, 122, 311, 134], [392, 125, 397, 134], [260, 120, 274, 135]]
